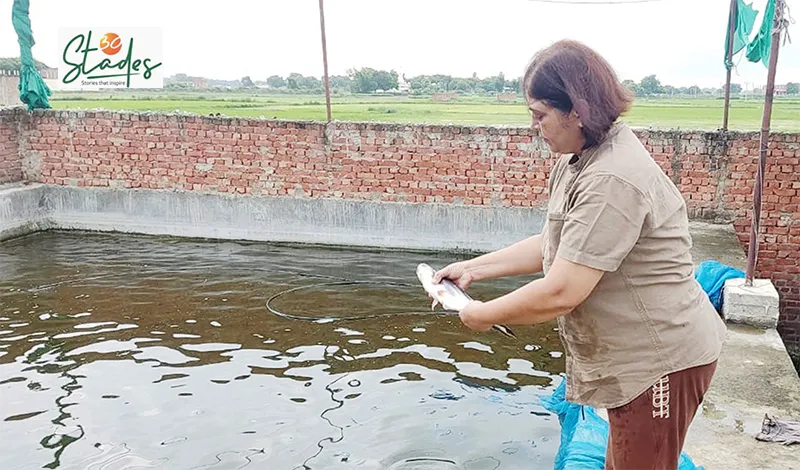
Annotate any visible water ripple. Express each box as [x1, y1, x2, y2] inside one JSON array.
[[0, 231, 565, 469]]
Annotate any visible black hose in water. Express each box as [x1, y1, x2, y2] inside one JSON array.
[[264, 280, 449, 323]]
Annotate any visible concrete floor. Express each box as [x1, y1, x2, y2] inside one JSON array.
[[685, 325, 800, 469], [594, 324, 800, 468], [670, 223, 799, 468], [688, 221, 747, 271]]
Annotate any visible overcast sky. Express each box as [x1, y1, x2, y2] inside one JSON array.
[[0, 0, 796, 89]]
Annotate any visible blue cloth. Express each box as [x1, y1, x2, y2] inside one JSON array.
[[12, 0, 52, 110], [724, 0, 759, 69], [540, 377, 704, 469], [694, 260, 745, 312]]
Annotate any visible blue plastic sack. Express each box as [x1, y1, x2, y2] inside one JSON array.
[[540, 377, 704, 470], [540, 378, 607, 469], [694, 260, 745, 312]]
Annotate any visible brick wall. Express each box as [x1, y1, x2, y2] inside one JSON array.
[[19, 111, 553, 206], [643, 129, 800, 357], [5, 108, 800, 356], [0, 112, 21, 184]]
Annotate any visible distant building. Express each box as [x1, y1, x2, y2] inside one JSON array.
[[40, 67, 59, 91], [0, 70, 21, 107], [432, 93, 458, 101], [398, 75, 411, 94], [0, 66, 59, 107], [752, 84, 789, 96], [496, 93, 517, 102], [39, 67, 57, 80]]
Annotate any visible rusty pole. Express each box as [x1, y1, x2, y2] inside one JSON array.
[[318, 0, 332, 122], [745, 0, 784, 286], [723, 0, 737, 130]]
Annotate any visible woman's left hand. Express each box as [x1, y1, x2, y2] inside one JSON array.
[[459, 300, 494, 332]]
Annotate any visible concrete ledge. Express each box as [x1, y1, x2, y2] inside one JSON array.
[[1, 184, 548, 252], [684, 325, 800, 469], [687, 221, 746, 271], [723, 278, 781, 329], [0, 183, 53, 242], [1, 184, 750, 260]]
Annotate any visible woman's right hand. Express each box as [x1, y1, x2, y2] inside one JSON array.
[[433, 261, 476, 291], [430, 234, 543, 291]]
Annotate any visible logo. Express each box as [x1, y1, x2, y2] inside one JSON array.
[[58, 27, 163, 89], [99, 33, 122, 55]]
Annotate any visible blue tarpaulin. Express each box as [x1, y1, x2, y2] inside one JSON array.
[[538, 259, 743, 469], [540, 379, 608, 469]]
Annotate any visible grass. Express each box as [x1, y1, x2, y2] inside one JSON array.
[[48, 90, 800, 132]]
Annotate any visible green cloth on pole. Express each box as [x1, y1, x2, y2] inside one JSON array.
[[725, 0, 759, 69], [11, 0, 51, 110], [746, 0, 776, 67]]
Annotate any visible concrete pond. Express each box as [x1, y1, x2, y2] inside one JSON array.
[[1, 182, 799, 469], [1, 230, 569, 469]]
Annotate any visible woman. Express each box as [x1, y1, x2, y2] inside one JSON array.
[[433, 39, 727, 469]]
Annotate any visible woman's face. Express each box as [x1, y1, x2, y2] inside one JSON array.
[[527, 98, 584, 155]]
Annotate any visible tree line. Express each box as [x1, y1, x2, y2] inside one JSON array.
[[260, 68, 515, 94], [259, 70, 799, 96], [166, 68, 800, 97], [622, 74, 798, 97]]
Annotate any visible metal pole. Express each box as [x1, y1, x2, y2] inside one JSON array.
[[723, 0, 737, 130], [318, 0, 332, 122], [745, 0, 784, 286]]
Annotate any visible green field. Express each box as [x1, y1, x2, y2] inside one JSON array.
[[49, 91, 800, 132]]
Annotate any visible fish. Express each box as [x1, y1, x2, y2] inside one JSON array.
[[416, 263, 516, 338]]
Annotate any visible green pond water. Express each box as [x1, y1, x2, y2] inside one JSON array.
[[0, 231, 565, 469]]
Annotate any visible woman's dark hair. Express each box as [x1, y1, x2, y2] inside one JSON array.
[[523, 39, 633, 148]]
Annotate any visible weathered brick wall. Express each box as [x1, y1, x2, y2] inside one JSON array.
[[0, 113, 21, 184], [5, 108, 800, 355], [19, 111, 553, 206], [643, 129, 800, 357]]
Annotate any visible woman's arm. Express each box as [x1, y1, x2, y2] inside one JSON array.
[[469, 233, 544, 281], [459, 255, 605, 330], [435, 234, 543, 287]]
